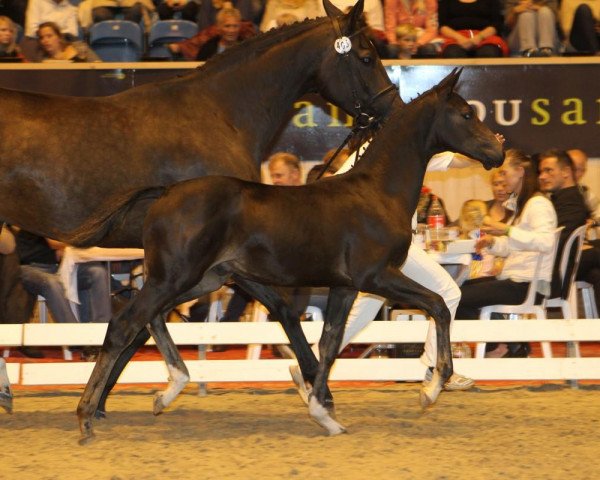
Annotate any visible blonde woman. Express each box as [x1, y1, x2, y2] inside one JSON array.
[[0, 16, 23, 61]]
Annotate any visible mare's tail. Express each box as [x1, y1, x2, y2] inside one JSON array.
[[66, 186, 167, 247]]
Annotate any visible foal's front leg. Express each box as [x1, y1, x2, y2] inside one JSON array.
[[309, 287, 357, 435], [362, 267, 453, 408]]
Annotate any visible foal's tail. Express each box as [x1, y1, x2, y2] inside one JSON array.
[[66, 186, 167, 247]]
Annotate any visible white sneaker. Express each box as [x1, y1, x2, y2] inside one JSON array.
[[289, 365, 312, 406], [423, 368, 474, 391]]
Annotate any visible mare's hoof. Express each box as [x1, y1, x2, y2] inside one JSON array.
[[308, 396, 346, 436], [0, 392, 13, 414], [94, 409, 107, 420], [153, 394, 165, 416], [78, 433, 96, 446]]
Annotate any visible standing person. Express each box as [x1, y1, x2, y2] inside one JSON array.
[[0, 16, 24, 61], [385, 0, 442, 58], [438, 0, 508, 57], [36, 21, 100, 62], [456, 149, 558, 358], [505, 0, 560, 57], [560, 0, 600, 55]]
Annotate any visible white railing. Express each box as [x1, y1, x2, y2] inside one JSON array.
[[2, 320, 600, 386]]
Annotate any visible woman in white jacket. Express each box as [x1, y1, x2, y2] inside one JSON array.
[[456, 148, 557, 357]]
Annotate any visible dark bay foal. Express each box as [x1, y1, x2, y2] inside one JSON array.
[[77, 69, 503, 442]]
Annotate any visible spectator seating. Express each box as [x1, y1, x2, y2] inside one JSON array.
[[147, 20, 198, 60], [89, 20, 144, 62]]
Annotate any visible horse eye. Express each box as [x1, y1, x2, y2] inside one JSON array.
[[362, 56, 371, 64], [463, 112, 473, 120]]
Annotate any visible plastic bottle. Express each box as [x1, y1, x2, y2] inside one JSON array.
[[427, 195, 445, 250]]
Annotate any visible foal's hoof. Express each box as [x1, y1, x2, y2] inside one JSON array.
[[94, 409, 107, 420], [308, 396, 347, 436], [78, 432, 96, 446], [153, 394, 166, 416], [419, 389, 435, 411], [0, 392, 13, 414]]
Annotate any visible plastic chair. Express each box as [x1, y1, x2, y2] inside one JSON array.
[[147, 20, 198, 60], [89, 20, 144, 62], [576, 281, 598, 318], [544, 225, 587, 357], [475, 228, 563, 359]]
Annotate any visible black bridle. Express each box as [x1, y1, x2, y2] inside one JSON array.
[[316, 17, 398, 180]]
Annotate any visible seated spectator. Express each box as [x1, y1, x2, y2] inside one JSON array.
[[267, 151, 302, 185], [505, 0, 560, 57], [0, 0, 27, 26], [537, 149, 588, 299], [394, 23, 418, 59], [25, 0, 79, 39], [169, 6, 257, 60], [156, 0, 199, 22], [88, 0, 155, 29], [259, 0, 319, 32], [560, 0, 600, 55], [306, 147, 351, 183], [0, 15, 24, 61], [197, 0, 261, 30], [438, 0, 508, 58], [37, 21, 100, 62], [457, 149, 558, 358], [486, 169, 512, 223], [385, 0, 442, 58], [318, 0, 384, 31], [568, 148, 600, 224], [567, 148, 600, 311], [14, 229, 111, 340], [22, 0, 80, 60]]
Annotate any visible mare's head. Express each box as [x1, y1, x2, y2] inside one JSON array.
[[316, 0, 398, 127], [426, 69, 504, 170]]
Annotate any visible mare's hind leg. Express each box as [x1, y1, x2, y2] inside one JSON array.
[[148, 314, 190, 415], [362, 267, 453, 409], [76, 283, 180, 445], [309, 286, 357, 435], [231, 276, 326, 403]]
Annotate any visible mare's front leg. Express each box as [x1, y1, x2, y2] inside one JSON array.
[[309, 286, 357, 435], [76, 284, 176, 445], [232, 276, 327, 405], [362, 267, 453, 408]]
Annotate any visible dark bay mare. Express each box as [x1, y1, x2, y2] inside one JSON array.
[[0, 0, 393, 246], [0, 0, 397, 415], [76, 69, 504, 442]]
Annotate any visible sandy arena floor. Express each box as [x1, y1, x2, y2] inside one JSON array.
[[1, 382, 599, 480]]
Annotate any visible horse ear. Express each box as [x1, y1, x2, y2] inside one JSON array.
[[323, 0, 344, 19], [346, 0, 365, 31], [438, 68, 463, 97]]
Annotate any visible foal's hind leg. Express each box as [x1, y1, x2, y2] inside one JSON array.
[[77, 284, 179, 444], [362, 267, 453, 408], [309, 287, 357, 435], [148, 314, 190, 415], [231, 277, 326, 404]]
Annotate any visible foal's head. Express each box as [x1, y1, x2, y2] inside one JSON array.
[[316, 0, 397, 126], [428, 69, 504, 170]]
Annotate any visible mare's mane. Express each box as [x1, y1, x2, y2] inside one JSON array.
[[199, 17, 332, 74]]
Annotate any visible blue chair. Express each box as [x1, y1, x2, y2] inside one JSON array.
[[147, 20, 198, 60], [89, 20, 144, 62]]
